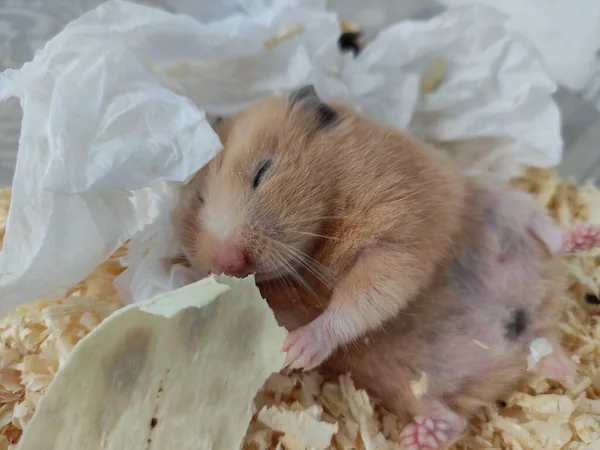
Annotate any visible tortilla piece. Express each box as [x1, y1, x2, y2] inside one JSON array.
[[17, 275, 287, 450]]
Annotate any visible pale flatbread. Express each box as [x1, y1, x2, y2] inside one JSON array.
[[17, 275, 287, 450]]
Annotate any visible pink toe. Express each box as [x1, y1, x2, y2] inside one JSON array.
[[426, 436, 437, 448], [436, 421, 451, 431], [282, 334, 297, 351], [425, 418, 435, 430], [434, 430, 448, 442], [402, 415, 460, 450], [286, 345, 305, 365], [403, 436, 416, 445], [401, 424, 416, 437]]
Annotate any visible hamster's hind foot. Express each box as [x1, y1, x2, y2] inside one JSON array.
[[400, 418, 450, 450], [400, 408, 466, 450], [562, 223, 600, 253]]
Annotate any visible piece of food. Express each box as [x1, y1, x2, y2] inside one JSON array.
[[16, 275, 286, 450]]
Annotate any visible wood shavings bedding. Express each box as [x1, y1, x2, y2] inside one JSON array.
[[0, 190, 125, 449], [0, 167, 598, 449]]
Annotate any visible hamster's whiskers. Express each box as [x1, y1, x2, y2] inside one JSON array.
[[267, 244, 316, 296], [280, 215, 362, 226], [288, 230, 339, 241], [270, 239, 333, 289]]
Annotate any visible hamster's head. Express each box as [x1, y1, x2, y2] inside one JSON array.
[[176, 85, 343, 282]]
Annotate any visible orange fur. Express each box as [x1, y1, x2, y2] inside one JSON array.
[[172, 89, 575, 448], [267, 177, 574, 447], [173, 90, 467, 366]]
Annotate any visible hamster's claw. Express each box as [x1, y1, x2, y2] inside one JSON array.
[[400, 417, 452, 450], [283, 317, 334, 371]]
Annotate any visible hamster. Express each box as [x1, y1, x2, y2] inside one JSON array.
[[172, 85, 600, 449], [263, 178, 599, 450], [173, 85, 469, 371]]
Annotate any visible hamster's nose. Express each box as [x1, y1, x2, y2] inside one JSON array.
[[213, 242, 250, 276]]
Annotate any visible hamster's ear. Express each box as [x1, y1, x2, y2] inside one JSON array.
[[288, 84, 338, 129], [289, 84, 319, 107]]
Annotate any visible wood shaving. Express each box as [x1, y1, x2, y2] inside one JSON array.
[[258, 405, 338, 450], [420, 58, 446, 94], [0, 166, 599, 449], [0, 189, 125, 448]]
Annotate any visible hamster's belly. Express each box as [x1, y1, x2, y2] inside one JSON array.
[[337, 223, 550, 413]]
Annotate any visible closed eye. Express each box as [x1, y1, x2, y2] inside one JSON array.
[[196, 191, 204, 205], [253, 158, 273, 189]]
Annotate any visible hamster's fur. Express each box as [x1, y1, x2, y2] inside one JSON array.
[[173, 85, 467, 371], [263, 178, 579, 449], [173, 86, 594, 449]]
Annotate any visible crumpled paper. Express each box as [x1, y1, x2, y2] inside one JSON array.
[[438, 0, 600, 93], [0, 0, 561, 312]]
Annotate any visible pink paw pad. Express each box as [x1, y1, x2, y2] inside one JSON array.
[[562, 224, 600, 253], [400, 417, 452, 450]]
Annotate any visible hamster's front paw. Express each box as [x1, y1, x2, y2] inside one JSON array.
[[283, 316, 335, 371]]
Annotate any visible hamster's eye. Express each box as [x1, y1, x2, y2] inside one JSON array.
[[252, 158, 273, 189], [196, 192, 204, 205]]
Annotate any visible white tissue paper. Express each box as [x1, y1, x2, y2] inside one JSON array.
[[437, 0, 600, 93], [0, 0, 562, 312]]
